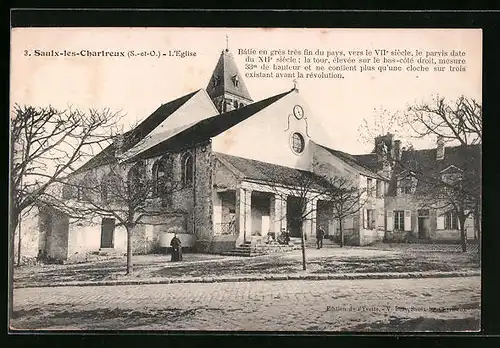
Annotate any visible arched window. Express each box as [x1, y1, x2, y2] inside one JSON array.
[[232, 75, 239, 87], [181, 152, 194, 187], [152, 155, 174, 196], [127, 162, 146, 200]]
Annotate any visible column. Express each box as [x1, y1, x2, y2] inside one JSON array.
[[274, 195, 287, 234], [235, 187, 252, 245], [212, 191, 222, 235], [310, 199, 317, 239], [272, 194, 285, 235]]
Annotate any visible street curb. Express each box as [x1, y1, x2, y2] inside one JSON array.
[[14, 270, 480, 289]]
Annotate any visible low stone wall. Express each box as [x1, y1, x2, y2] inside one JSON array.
[[359, 229, 384, 246], [194, 234, 238, 254], [330, 229, 360, 246], [430, 229, 461, 240], [384, 230, 412, 243]]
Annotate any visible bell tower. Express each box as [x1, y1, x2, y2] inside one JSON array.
[[206, 38, 253, 113]]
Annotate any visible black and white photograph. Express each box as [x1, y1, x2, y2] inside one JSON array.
[[9, 27, 481, 332]]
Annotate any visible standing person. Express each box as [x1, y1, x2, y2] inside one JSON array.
[[170, 233, 182, 262], [316, 226, 325, 249]]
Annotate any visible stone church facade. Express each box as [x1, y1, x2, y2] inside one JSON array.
[[14, 47, 480, 263]]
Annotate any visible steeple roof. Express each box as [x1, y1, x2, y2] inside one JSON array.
[[206, 49, 253, 102]]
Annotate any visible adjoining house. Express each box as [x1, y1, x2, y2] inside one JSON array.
[[354, 133, 481, 243], [13, 47, 480, 263]]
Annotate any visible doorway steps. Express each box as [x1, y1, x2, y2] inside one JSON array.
[[221, 240, 301, 257]]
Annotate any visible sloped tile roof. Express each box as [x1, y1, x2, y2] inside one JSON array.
[[206, 49, 252, 102], [128, 90, 292, 161], [215, 152, 325, 189], [315, 144, 386, 180], [352, 153, 382, 172], [389, 144, 481, 195], [73, 90, 199, 174]]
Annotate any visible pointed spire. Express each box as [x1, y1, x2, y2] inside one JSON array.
[[206, 45, 253, 112]]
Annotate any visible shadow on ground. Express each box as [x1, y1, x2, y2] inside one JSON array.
[[11, 306, 223, 330], [14, 247, 480, 287], [346, 316, 480, 332]]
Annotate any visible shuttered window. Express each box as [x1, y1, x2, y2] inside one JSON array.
[[394, 210, 405, 231], [445, 211, 459, 229]]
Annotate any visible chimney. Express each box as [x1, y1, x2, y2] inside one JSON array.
[[374, 133, 394, 163], [436, 136, 445, 160], [394, 140, 401, 161]]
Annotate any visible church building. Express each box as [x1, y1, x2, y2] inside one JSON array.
[[14, 46, 479, 263]]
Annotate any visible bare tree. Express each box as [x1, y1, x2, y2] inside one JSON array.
[[266, 171, 366, 270], [65, 144, 187, 275], [357, 107, 408, 147], [9, 104, 120, 318], [405, 95, 482, 147], [359, 95, 481, 252], [405, 95, 481, 252], [326, 176, 368, 248], [401, 146, 479, 252]]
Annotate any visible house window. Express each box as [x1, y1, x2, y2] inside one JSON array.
[[367, 178, 374, 197], [232, 75, 239, 87], [213, 75, 220, 87], [233, 100, 239, 109], [181, 152, 194, 187], [367, 209, 375, 229], [394, 210, 405, 231], [398, 177, 413, 195], [445, 211, 459, 229], [291, 132, 305, 154], [376, 180, 384, 198]]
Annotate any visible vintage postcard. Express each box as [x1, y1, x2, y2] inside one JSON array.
[[9, 27, 481, 332]]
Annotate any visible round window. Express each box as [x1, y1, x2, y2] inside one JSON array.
[[291, 132, 305, 154]]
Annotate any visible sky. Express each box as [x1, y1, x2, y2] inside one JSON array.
[[11, 28, 481, 155]]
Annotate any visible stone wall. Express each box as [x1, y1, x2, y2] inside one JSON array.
[[48, 211, 70, 260], [195, 234, 238, 254], [13, 206, 41, 264], [193, 143, 214, 240], [430, 229, 461, 240]]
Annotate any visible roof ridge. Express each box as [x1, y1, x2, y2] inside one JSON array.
[[215, 152, 309, 175], [72, 89, 200, 174]]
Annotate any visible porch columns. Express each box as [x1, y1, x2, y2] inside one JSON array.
[[303, 199, 317, 239], [235, 187, 252, 245], [272, 194, 287, 235]]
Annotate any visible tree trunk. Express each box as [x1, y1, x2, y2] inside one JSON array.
[[9, 215, 19, 321], [17, 220, 22, 266], [339, 219, 344, 247], [300, 227, 306, 271], [126, 226, 133, 275], [474, 207, 481, 254], [459, 216, 467, 253]]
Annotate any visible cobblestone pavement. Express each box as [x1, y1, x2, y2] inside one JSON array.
[[11, 276, 480, 332]]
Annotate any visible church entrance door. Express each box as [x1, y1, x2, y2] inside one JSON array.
[[287, 196, 304, 238]]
